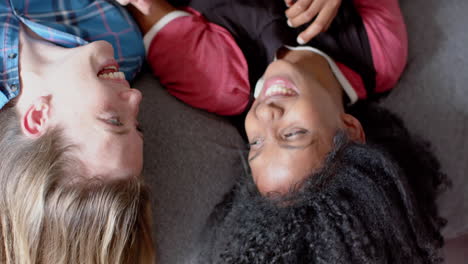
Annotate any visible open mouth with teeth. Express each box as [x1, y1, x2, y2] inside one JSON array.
[[97, 65, 126, 81], [265, 84, 298, 97], [262, 76, 299, 99]]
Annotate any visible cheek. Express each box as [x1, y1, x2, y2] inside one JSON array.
[[127, 136, 144, 170], [132, 147, 144, 176], [64, 90, 114, 118], [244, 109, 257, 138], [295, 99, 340, 130], [289, 102, 322, 126]]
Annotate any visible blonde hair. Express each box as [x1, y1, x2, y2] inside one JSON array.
[[0, 105, 154, 264]]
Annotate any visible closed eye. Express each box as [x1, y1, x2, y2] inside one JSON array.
[[106, 116, 124, 127], [247, 137, 264, 162], [284, 129, 308, 139], [97, 116, 130, 135], [248, 138, 263, 150]]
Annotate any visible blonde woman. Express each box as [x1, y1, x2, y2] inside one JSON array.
[[0, 0, 154, 263]]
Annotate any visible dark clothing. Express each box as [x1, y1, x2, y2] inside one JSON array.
[[171, 0, 376, 98]]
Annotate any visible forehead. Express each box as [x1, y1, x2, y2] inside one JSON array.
[[251, 142, 327, 194]]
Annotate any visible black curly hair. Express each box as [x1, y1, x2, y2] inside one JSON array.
[[198, 104, 447, 264]]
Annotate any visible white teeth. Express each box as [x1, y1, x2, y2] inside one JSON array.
[[103, 65, 118, 71], [98, 71, 126, 80], [265, 84, 296, 97]]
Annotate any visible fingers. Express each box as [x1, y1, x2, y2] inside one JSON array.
[[284, 0, 295, 8], [286, 0, 313, 19], [116, 0, 131, 5], [132, 0, 152, 15], [286, 0, 341, 44], [115, 0, 152, 15], [296, 4, 336, 44], [324, 8, 338, 31], [287, 0, 321, 28]]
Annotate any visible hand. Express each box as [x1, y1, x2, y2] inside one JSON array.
[[115, 0, 152, 15], [285, 0, 341, 44]]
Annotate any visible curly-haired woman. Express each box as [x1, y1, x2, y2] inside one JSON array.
[[127, 0, 446, 261], [128, 0, 408, 194], [198, 104, 447, 263]]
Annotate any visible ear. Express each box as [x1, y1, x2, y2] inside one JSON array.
[[21, 97, 51, 139], [341, 113, 366, 143]]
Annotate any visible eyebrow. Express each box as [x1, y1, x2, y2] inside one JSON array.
[[248, 140, 316, 162]]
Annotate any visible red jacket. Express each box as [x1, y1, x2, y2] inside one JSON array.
[[145, 0, 407, 115]]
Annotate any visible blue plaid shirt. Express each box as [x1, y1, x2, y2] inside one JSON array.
[[0, 0, 145, 109]]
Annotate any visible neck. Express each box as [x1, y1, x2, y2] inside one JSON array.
[[16, 26, 51, 115], [280, 48, 345, 112]]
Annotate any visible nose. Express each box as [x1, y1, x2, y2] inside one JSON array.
[[120, 88, 142, 115], [89, 40, 114, 57], [255, 101, 284, 122]]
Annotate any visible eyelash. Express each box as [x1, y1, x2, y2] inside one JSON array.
[[107, 116, 124, 127], [284, 129, 307, 138], [247, 139, 262, 149], [248, 129, 308, 149]]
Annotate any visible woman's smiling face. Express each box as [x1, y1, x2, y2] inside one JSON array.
[[245, 50, 364, 195], [19, 29, 144, 179]]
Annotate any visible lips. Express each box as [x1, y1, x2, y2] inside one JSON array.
[[260, 76, 299, 100], [97, 61, 128, 85], [97, 59, 120, 75]]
